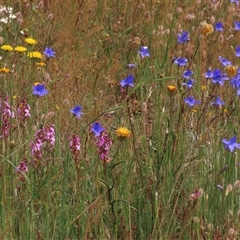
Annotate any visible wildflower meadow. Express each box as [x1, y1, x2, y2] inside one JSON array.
[[1, 0, 240, 239]]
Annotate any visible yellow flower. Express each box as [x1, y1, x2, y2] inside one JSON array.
[[1, 45, 13, 51], [25, 37, 37, 45], [33, 82, 40, 86], [56, 104, 60, 110], [13, 95, 17, 99], [200, 21, 214, 35], [36, 62, 46, 67], [201, 85, 206, 90], [115, 127, 131, 138], [225, 65, 237, 78], [0, 67, 10, 73], [14, 46, 27, 52], [28, 51, 42, 59], [167, 85, 177, 97]]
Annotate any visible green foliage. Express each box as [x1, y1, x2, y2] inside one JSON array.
[[0, 0, 240, 239]]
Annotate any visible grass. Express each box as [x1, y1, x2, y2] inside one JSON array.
[[0, 0, 240, 239]]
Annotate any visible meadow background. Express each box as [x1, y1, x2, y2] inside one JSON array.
[[0, 0, 240, 239]]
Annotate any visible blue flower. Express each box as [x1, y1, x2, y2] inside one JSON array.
[[127, 63, 136, 69], [235, 46, 240, 57], [215, 22, 224, 31], [138, 46, 150, 58], [234, 21, 240, 30], [43, 47, 56, 58], [184, 96, 200, 107], [204, 69, 214, 79], [237, 89, 240, 96], [231, 0, 239, 6], [174, 57, 188, 66], [182, 69, 193, 79], [70, 105, 83, 119], [182, 79, 195, 89], [211, 96, 225, 107], [32, 84, 48, 96], [219, 56, 232, 67], [230, 75, 240, 88], [91, 122, 105, 137], [120, 75, 134, 87], [222, 136, 240, 152], [212, 69, 229, 85], [177, 31, 190, 44]]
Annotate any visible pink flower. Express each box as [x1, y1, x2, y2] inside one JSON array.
[[30, 124, 55, 161], [69, 134, 81, 161], [17, 99, 31, 122], [95, 131, 112, 163], [0, 96, 14, 138]]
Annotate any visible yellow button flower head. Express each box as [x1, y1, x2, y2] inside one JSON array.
[[167, 85, 177, 97], [115, 127, 131, 138], [36, 62, 46, 67], [1, 45, 13, 51], [225, 65, 237, 78], [28, 51, 42, 59], [14, 46, 27, 52], [0, 67, 10, 73], [200, 21, 214, 36], [25, 37, 37, 45]]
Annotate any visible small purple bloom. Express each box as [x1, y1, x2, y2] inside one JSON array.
[[182, 79, 195, 89], [32, 84, 48, 97], [219, 56, 232, 67], [215, 22, 224, 31], [127, 63, 136, 69], [70, 105, 83, 119], [230, 75, 240, 88], [184, 96, 201, 107], [120, 75, 134, 87], [182, 69, 193, 79], [234, 21, 240, 30], [43, 47, 56, 58], [177, 31, 190, 44], [222, 136, 240, 152], [212, 69, 229, 85], [174, 57, 188, 66], [138, 46, 150, 58], [91, 122, 105, 137], [231, 0, 239, 6], [16, 159, 28, 174], [205, 69, 214, 79], [235, 46, 240, 57], [237, 89, 240, 96], [211, 96, 225, 107]]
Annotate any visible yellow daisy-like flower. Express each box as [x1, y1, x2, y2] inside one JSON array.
[[28, 51, 42, 59], [25, 37, 37, 45], [115, 127, 131, 138], [200, 21, 214, 36], [0, 67, 10, 73], [225, 65, 237, 78], [14, 46, 27, 52], [36, 62, 46, 67], [33, 82, 40, 86], [1, 45, 13, 51], [167, 85, 177, 97], [201, 85, 207, 91]]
